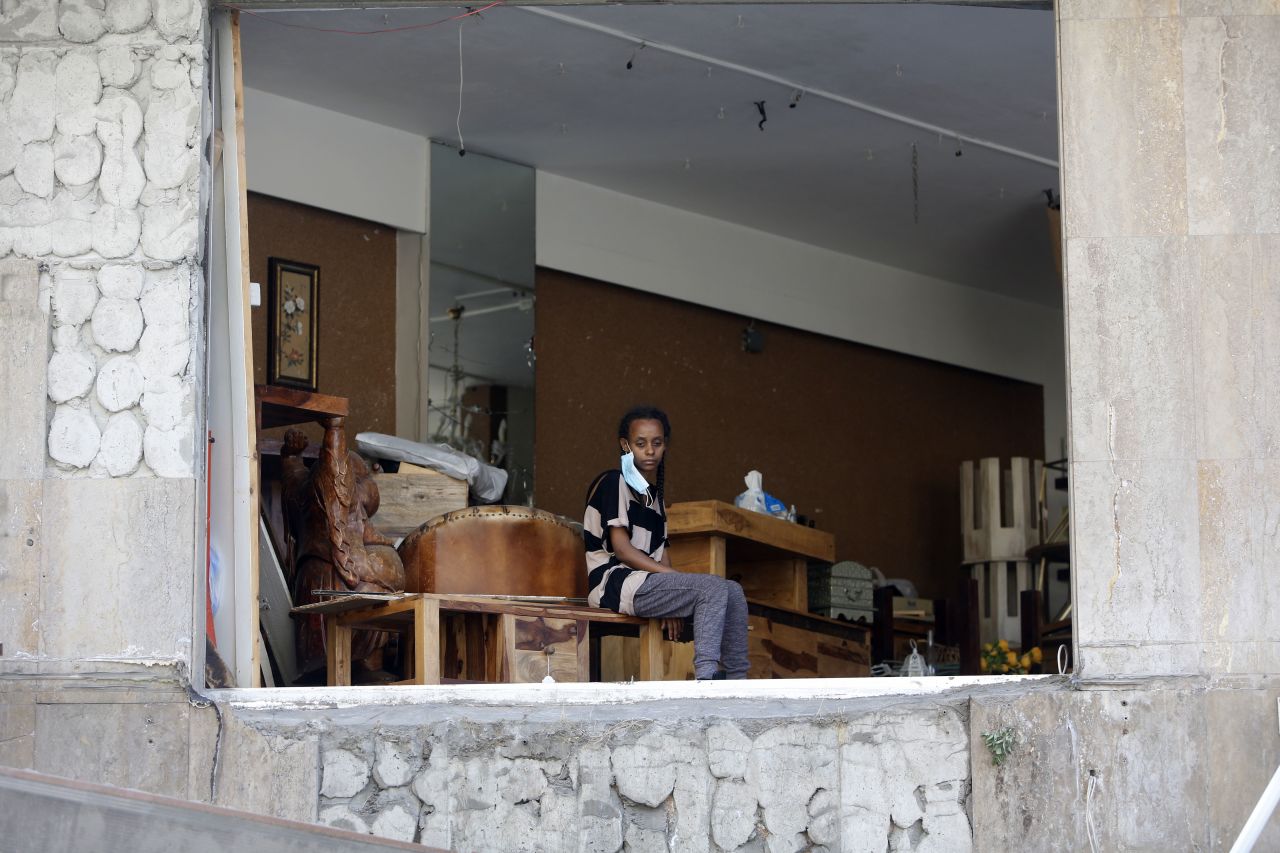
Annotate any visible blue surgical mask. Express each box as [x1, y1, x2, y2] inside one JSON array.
[[620, 450, 650, 494]]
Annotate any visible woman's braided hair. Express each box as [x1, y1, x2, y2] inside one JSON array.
[[618, 405, 671, 508]]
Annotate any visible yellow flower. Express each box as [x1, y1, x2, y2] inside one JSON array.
[[984, 643, 993, 653], [1000, 663, 1010, 673], [998, 639, 1009, 651], [1020, 654, 1031, 671], [1031, 647, 1043, 663], [979, 658, 989, 673], [1006, 651, 1018, 665]]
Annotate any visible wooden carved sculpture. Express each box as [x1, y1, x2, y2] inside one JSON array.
[[282, 416, 405, 679]]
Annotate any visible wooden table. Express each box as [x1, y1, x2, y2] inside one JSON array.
[[666, 501, 836, 611], [293, 593, 670, 685]]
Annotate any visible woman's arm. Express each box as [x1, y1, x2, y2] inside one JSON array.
[[610, 527, 678, 574]]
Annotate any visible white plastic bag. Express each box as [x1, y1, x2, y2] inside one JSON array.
[[735, 470, 769, 514], [355, 432, 509, 503], [734, 470, 788, 517]]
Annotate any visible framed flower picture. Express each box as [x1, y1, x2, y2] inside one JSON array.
[[266, 258, 320, 391]]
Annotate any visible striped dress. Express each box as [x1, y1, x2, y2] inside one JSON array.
[[583, 469, 666, 615]]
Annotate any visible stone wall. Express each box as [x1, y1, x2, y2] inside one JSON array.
[[304, 708, 971, 852], [0, 0, 203, 663], [1, 0, 205, 480]]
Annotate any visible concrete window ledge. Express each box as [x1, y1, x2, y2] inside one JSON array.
[[211, 673, 1061, 713]]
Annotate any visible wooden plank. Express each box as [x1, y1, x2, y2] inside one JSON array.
[[765, 622, 820, 678], [662, 639, 696, 681], [816, 635, 871, 677], [483, 615, 502, 682], [335, 595, 420, 624], [231, 12, 261, 688], [509, 616, 580, 683], [638, 620, 665, 681], [747, 614, 773, 677], [732, 558, 806, 610], [667, 534, 727, 577], [745, 602, 869, 644], [464, 614, 487, 681], [292, 594, 404, 616], [597, 636, 633, 682], [253, 384, 348, 430], [422, 595, 646, 625], [667, 501, 835, 561], [418, 597, 439, 685], [326, 617, 351, 687], [575, 621, 591, 682], [500, 614, 518, 683], [370, 471, 468, 539]]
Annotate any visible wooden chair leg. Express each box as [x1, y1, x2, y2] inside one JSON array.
[[574, 620, 591, 683], [327, 617, 352, 687], [638, 619, 666, 681], [416, 597, 440, 685]]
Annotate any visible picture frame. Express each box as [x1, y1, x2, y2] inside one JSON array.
[[266, 257, 320, 391]]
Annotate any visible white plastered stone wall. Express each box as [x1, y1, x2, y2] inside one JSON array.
[[0, 0, 205, 479]]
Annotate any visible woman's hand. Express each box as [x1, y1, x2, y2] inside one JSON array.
[[662, 617, 685, 642]]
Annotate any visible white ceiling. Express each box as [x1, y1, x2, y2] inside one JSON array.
[[240, 3, 1062, 308]]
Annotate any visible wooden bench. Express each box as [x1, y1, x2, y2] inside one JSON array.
[[293, 593, 671, 686]]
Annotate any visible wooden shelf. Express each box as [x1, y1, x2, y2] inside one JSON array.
[[254, 384, 348, 431]]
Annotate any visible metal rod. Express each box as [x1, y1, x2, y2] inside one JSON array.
[[522, 6, 1059, 169], [1231, 763, 1280, 853], [429, 298, 533, 324]]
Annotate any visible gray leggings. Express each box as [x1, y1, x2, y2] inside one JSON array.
[[631, 572, 749, 679]]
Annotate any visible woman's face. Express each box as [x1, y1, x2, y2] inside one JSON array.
[[621, 418, 667, 475]]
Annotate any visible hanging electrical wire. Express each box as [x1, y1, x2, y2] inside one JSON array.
[[456, 22, 467, 156], [226, 2, 500, 36]]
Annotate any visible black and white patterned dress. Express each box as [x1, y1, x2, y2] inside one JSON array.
[[582, 469, 666, 615]]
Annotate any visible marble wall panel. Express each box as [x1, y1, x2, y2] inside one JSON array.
[[1059, 16, 1188, 238], [1059, 0, 1181, 20], [1183, 15, 1280, 236], [1072, 459, 1202, 677], [1065, 237, 1195, 463], [1183, 1, 1280, 20], [1198, 459, 1280, 675], [1192, 235, 1280, 461]]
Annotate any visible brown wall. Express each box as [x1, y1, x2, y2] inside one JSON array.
[[249, 193, 397, 443], [534, 269, 1044, 600]]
